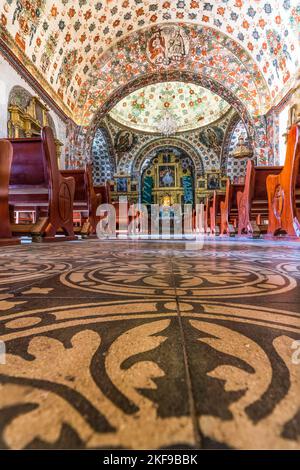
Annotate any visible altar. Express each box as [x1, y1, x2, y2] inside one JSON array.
[[141, 148, 195, 207]]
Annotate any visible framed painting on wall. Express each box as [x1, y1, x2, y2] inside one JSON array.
[[158, 165, 176, 188], [116, 177, 128, 193], [207, 173, 220, 190]]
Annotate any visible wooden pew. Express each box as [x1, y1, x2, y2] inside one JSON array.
[[204, 196, 211, 234], [94, 181, 111, 204], [237, 160, 282, 237], [267, 124, 300, 238], [94, 183, 144, 235], [0, 139, 20, 246], [205, 195, 212, 234], [8, 127, 76, 242], [210, 191, 226, 235], [95, 182, 135, 232], [61, 164, 101, 236], [220, 179, 244, 236], [94, 181, 127, 235]]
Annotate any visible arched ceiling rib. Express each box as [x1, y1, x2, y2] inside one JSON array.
[[77, 24, 271, 125], [0, 1, 299, 124], [90, 70, 258, 148]]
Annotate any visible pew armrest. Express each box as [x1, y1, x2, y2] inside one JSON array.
[[237, 188, 250, 235], [42, 127, 76, 238], [61, 175, 76, 193], [266, 172, 284, 236], [96, 194, 102, 207], [0, 139, 13, 239], [266, 125, 300, 237], [220, 200, 228, 235], [58, 174, 75, 221]]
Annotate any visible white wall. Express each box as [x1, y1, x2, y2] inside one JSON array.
[[0, 53, 67, 166], [48, 110, 67, 167]]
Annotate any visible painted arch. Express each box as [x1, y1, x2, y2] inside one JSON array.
[[78, 23, 271, 125], [0, 1, 299, 124], [90, 70, 257, 140], [127, 137, 205, 178]]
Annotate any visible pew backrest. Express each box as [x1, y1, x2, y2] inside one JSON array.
[[0, 139, 13, 238], [8, 127, 75, 239], [230, 183, 245, 211], [242, 160, 282, 204], [9, 138, 48, 189], [61, 169, 87, 202], [253, 166, 282, 201], [94, 181, 111, 204]]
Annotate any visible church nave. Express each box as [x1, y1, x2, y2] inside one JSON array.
[[0, 0, 300, 456]]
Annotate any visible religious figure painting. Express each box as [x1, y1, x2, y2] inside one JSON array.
[[116, 178, 128, 193], [159, 165, 176, 188], [199, 126, 224, 151], [115, 130, 135, 153], [207, 173, 220, 190], [147, 26, 190, 66]]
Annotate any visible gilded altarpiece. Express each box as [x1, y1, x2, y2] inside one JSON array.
[[141, 150, 194, 206], [8, 92, 63, 162]]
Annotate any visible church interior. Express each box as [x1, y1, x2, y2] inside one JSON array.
[[0, 0, 300, 451]]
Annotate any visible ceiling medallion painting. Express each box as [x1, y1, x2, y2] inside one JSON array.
[[109, 82, 230, 134], [114, 130, 136, 153], [147, 25, 190, 66], [199, 126, 224, 152]]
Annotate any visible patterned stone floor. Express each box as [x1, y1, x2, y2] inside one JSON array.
[[0, 238, 300, 450]]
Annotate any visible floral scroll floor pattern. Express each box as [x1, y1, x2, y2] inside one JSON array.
[[0, 239, 300, 449]]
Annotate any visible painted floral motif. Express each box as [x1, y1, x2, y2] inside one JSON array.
[[79, 24, 270, 125], [105, 110, 234, 176], [11, 0, 46, 49], [109, 82, 230, 133], [0, 1, 298, 125]]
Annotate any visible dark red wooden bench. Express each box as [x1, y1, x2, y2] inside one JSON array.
[[267, 124, 300, 238], [220, 179, 244, 236], [210, 191, 226, 235], [204, 196, 211, 234], [94, 181, 112, 204], [0, 139, 20, 246], [61, 164, 101, 236], [237, 160, 282, 237], [8, 127, 76, 242]]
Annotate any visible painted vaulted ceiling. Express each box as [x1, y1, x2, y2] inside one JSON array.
[[109, 82, 230, 133], [0, 1, 299, 125]]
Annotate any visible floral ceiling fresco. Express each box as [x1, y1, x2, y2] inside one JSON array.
[[0, 1, 299, 125], [109, 82, 230, 133], [81, 24, 270, 126]]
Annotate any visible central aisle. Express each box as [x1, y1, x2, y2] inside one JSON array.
[[0, 239, 299, 449]]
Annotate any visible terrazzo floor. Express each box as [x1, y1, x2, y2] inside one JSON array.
[[0, 238, 299, 449]]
